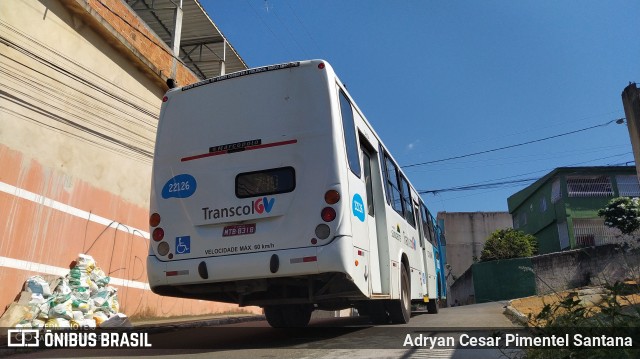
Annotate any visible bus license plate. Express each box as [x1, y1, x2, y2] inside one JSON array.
[[222, 224, 256, 237]]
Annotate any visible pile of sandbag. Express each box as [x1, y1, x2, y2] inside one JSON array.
[[7, 254, 125, 329]]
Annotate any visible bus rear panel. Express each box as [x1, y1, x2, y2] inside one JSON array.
[[148, 61, 366, 308]]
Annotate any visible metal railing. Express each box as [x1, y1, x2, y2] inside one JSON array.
[[616, 175, 640, 197], [566, 176, 613, 197], [572, 218, 621, 247]]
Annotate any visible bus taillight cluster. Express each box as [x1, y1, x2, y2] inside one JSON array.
[[314, 190, 339, 244], [322, 190, 339, 222], [150, 213, 170, 257]]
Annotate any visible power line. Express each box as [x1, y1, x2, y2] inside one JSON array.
[[270, 3, 309, 58], [284, 1, 323, 56], [402, 118, 625, 169], [420, 178, 538, 195], [418, 152, 633, 195], [406, 144, 630, 173], [244, 0, 295, 60]]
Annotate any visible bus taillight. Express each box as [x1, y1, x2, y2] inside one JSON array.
[[324, 190, 340, 204], [315, 224, 330, 239], [150, 213, 161, 227], [157, 241, 170, 256], [321, 207, 336, 222], [152, 227, 165, 242]]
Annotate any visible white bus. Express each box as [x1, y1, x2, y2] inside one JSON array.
[[148, 60, 440, 327]]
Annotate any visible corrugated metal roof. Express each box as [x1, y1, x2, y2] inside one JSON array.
[[127, 0, 247, 79]]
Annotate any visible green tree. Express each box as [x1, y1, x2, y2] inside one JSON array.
[[480, 228, 538, 262], [598, 197, 640, 235]]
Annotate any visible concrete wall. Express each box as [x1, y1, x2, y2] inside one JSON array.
[[436, 212, 513, 283], [532, 244, 640, 295], [449, 244, 640, 305], [448, 266, 475, 306], [0, 0, 258, 319]]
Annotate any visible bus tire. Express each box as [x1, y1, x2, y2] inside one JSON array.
[[265, 305, 312, 328], [264, 306, 286, 328], [284, 305, 313, 327], [369, 301, 389, 324], [354, 303, 369, 316], [388, 265, 411, 324], [427, 298, 439, 314]]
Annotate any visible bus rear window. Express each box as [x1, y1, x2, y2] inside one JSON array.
[[236, 167, 296, 198]]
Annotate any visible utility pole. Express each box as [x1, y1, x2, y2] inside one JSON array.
[[622, 83, 640, 177]]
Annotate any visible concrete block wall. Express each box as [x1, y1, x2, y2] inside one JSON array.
[[437, 212, 513, 283], [448, 266, 475, 306], [532, 244, 640, 295], [449, 244, 640, 305]]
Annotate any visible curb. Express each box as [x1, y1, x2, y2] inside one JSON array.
[[503, 304, 529, 326], [134, 314, 266, 333]]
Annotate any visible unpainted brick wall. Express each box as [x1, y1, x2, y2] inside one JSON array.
[[69, 0, 198, 86]]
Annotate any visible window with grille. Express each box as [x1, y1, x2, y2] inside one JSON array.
[[576, 234, 595, 247], [566, 176, 613, 197], [572, 218, 620, 247], [616, 175, 640, 197]]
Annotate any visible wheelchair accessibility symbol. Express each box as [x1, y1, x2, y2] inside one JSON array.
[[176, 236, 190, 254]]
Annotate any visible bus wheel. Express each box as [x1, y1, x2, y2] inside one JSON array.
[[354, 303, 370, 316], [264, 306, 286, 328], [265, 305, 312, 328], [389, 265, 411, 324], [366, 301, 388, 324], [427, 298, 439, 314], [283, 305, 312, 327]]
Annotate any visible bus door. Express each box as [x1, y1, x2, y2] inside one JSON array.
[[414, 202, 428, 297], [419, 205, 436, 299], [360, 143, 382, 293]]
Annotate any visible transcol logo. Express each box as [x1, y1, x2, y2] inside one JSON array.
[[254, 197, 275, 214], [202, 197, 275, 220]]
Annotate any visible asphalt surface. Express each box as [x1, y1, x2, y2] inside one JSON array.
[[2, 302, 526, 358]]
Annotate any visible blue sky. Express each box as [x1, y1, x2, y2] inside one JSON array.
[[202, 0, 638, 214]]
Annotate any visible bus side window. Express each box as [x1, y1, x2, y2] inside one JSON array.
[[362, 150, 374, 216], [427, 210, 436, 245], [380, 146, 391, 205], [420, 204, 429, 247], [338, 90, 361, 177], [400, 176, 416, 228], [383, 153, 403, 215]]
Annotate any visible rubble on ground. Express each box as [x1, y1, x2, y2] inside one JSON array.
[[0, 254, 131, 328]]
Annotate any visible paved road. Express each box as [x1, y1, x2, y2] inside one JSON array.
[[7, 302, 523, 359]]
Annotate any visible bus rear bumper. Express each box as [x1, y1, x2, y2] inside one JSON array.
[[147, 235, 353, 289]]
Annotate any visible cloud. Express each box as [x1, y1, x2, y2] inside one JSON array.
[[406, 140, 420, 151]]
